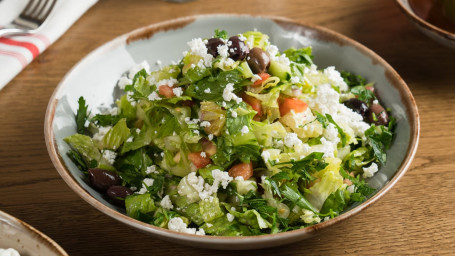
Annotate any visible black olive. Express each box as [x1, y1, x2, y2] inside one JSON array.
[[227, 36, 249, 61], [367, 103, 389, 125], [107, 186, 133, 206], [206, 38, 225, 57], [343, 98, 369, 118], [87, 168, 121, 192], [247, 47, 270, 74]]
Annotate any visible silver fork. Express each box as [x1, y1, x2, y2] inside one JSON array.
[[0, 0, 57, 37]]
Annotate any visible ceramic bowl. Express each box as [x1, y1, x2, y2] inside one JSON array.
[[396, 0, 455, 49], [44, 14, 420, 250], [0, 210, 68, 256]]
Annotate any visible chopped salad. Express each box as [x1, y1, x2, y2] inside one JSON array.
[[64, 30, 394, 236]]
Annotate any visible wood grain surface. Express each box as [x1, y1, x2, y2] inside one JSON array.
[[1, 0, 454, 255]]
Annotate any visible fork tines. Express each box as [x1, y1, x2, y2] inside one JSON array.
[[13, 0, 57, 30]]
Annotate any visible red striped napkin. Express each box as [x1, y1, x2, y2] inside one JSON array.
[[0, 0, 98, 90]]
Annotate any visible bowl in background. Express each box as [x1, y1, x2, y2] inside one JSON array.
[[0, 210, 68, 256], [397, 0, 455, 49], [44, 14, 420, 250]]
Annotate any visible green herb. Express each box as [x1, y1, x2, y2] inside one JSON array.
[[341, 71, 366, 87], [283, 47, 313, 65], [274, 152, 328, 183], [315, 112, 328, 128], [280, 184, 318, 213], [76, 96, 89, 135], [351, 85, 376, 102], [91, 114, 123, 127], [326, 114, 347, 147], [340, 167, 375, 201], [66, 149, 88, 171], [186, 69, 245, 101], [320, 189, 347, 215], [365, 125, 393, 164], [214, 29, 228, 40]]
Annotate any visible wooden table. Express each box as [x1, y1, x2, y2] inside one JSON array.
[[1, 0, 454, 255]]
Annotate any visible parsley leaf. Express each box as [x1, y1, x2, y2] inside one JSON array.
[[214, 29, 228, 40], [351, 85, 376, 102], [91, 114, 123, 127], [326, 114, 347, 147], [273, 152, 328, 183], [365, 125, 393, 164], [315, 112, 328, 128], [340, 167, 375, 202], [76, 96, 89, 135], [320, 189, 346, 215], [341, 71, 366, 87], [186, 69, 245, 101], [283, 47, 313, 65]]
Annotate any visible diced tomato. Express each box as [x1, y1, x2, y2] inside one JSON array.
[[365, 85, 375, 93], [242, 93, 262, 119], [279, 97, 308, 116], [252, 73, 271, 87], [201, 139, 217, 156], [158, 85, 175, 98], [228, 162, 253, 180], [188, 152, 211, 169]]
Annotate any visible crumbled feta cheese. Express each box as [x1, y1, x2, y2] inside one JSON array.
[[182, 169, 233, 202], [240, 125, 249, 135], [261, 150, 271, 163], [128, 60, 150, 79], [226, 213, 235, 222], [231, 110, 238, 118], [0, 248, 20, 256], [347, 185, 355, 194], [200, 121, 211, 128], [235, 176, 244, 181], [206, 223, 213, 227], [168, 217, 205, 235], [160, 195, 173, 210], [204, 88, 211, 93], [187, 38, 213, 67], [102, 150, 117, 165], [300, 209, 321, 224], [200, 152, 207, 158], [373, 99, 379, 105], [184, 117, 200, 125], [92, 126, 111, 141], [148, 91, 161, 101], [208, 134, 214, 140], [284, 133, 302, 148], [136, 128, 141, 134], [126, 136, 133, 143], [224, 58, 235, 67], [217, 44, 229, 58], [251, 74, 261, 83], [146, 165, 158, 174], [173, 87, 183, 97], [363, 163, 379, 178], [222, 83, 242, 103], [118, 76, 132, 89], [156, 78, 178, 88], [221, 101, 227, 107], [238, 34, 247, 41], [266, 45, 279, 58], [290, 76, 300, 84], [193, 130, 200, 135], [276, 54, 291, 65], [323, 66, 348, 91]]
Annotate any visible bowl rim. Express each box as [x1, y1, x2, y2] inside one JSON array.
[[0, 210, 69, 256], [396, 0, 455, 41], [44, 14, 420, 247]]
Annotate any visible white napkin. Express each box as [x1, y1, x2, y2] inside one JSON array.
[[0, 0, 98, 90]]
